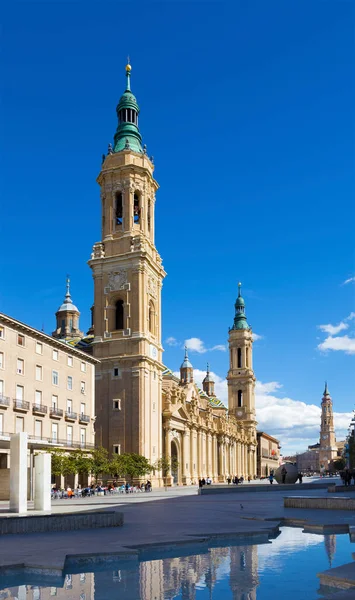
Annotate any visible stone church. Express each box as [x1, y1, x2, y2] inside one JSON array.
[[54, 63, 258, 486]]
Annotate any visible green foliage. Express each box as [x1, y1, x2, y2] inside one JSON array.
[[154, 455, 171, 475], [118, 453, 152, 481], [91, 447, 110, 481], [333, 457, 346, 471]]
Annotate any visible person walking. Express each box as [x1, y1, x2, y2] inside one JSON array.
[[297, 472, 303, 484], [269, 473, 274, 484]]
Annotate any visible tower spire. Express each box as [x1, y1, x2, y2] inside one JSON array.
[[232, 281, 250, 330], [113, 61, 143, 154], [324, 381, 329, 396], [180, 346, 193, 384]]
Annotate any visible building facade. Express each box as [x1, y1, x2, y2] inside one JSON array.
[[0, 309, 98, 494], [82, 63, 258, 484], [256, 431, 281, 477]]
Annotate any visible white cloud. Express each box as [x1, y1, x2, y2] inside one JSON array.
[[165, 336, 178, 347], [252, 333, 263, 342], [343, 276, 355, 285], [318, 335, 355, 355], [184, 338, 226, 354], [318, 322, 348, 336]]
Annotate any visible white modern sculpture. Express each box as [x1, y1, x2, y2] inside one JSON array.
[[9, 432, 28, 513], [34, 453, 51, 511]]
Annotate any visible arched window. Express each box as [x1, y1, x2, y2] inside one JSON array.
[[148, 199, 151, 232], [134, 192, 140, 223], [237, 390, 243, 408], [149, 301, 155, 335], [246, 348, 249, 368], [69, 318, 73, 331], [115, 300, 124, 330], [237, 348, 242, 369], [116, 193, 123, 225]]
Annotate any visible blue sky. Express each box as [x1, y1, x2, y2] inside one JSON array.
[[1, 1, 354, 453]]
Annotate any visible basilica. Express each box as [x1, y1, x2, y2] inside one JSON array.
[[53, 63, 258, 486]]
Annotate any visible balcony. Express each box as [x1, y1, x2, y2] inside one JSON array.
[[50, 407, 63, 419], [32, 404, 47, 415], [65, 411, 77, 422], [27, 435, 94, 450], [13, 399, 30, 412], [79, 413, 90, 424], [0, 395, 10, 408]]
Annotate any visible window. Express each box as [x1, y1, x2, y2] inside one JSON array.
[[80, 428, 86, 446], [16, 385, 24, 401], [0, 326, 4, 339], [52, 349, 58, 361], [35, 390, 42, 405], [67, 425, 73, 445], [52, 370, 59, 386], [36, 365, 43, 381], [0, 380, 3, 396], [80, 402, 85, 415], [67, 376, 73, 390], [51, 422, 58, 442], [36, 342, 43, 354], [52, 395, 58, 409], [115, 300, 124, 330], [67, 356, 73, 367], [81, 381, 86, 394], [148, 199, 151, 232], [246, 347, 249, 368], [0, 413, 3, 434], [113, 367, 119, 377], [116, 192, 123, 225], [152, 402, 156, 411], [237, 390, 243, 408], [113, 399, 121, 410], [237, 348, 242, 369], [149, 301, 155, 334], [0, 352, 4, 369], [133, 192, 140, 223], [17, 358, 24, 375], [113, 444, 121, 455], [17, 334, 25, 347], [67, 399, 72, 413], [35, 419, 42, 438], [81, 361, 86, 373], [16, 416, 24, 433]]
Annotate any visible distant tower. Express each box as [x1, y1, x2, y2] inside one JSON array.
[[180, 346, 193, 384], [203, 363, 215, 397], [319, 382, 337, 470], [227, 283, 256, 423], [52, 277, 83, 340]]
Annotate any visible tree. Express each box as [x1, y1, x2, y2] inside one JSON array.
[[333, 457, 346, 471], [90, 446, 110, 482], [154, 455, 171, 476], [118, 453, 152, 482]]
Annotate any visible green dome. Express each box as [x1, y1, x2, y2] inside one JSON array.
[[231, 283, 250, 331], [113, 64, 143, 154]]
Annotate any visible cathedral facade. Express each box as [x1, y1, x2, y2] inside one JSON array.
[[58, 63, 258, 485]]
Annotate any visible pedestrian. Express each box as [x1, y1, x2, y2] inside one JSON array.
[[281, 466, 287, 484], [269, 473, 274, 484], [297, 472, 303, 484], [227, 477, 231, 485]]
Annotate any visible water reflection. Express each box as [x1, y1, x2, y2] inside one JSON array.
[[0, 529, 349, 600]]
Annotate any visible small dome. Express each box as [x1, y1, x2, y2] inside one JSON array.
[[57, 279, 79, 314], [181, 347, 193, 369]]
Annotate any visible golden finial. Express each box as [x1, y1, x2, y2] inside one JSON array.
[[126, 55, 131, 72]]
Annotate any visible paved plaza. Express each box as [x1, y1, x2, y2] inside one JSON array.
[[1, 479, 355, 573]]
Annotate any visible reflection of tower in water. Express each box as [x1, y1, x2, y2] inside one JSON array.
[[229, 545, 259, 600], [324, 534, 336, 568]]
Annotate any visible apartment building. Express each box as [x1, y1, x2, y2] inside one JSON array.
[[256, 431, 281, 478], [0, 313, 99, 477]]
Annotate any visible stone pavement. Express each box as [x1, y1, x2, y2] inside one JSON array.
[[2, 484, 355, 573]]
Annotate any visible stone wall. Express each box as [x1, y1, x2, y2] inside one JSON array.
[[0, 469, 31, 501]]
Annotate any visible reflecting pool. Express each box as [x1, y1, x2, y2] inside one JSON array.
[[1, 527, 355, 599]]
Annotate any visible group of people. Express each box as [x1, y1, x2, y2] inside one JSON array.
[[51, 480, 153, 499]]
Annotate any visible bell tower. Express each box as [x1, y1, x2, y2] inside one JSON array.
[[227, 283, 256, 424], [88, 62, 166, 472], [319, 383, 337, 470]]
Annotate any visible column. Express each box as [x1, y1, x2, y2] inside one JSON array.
[[34, 453, 51, 511], [182, 429, 190, 485], [10, 432, 28, 513], [241, 444, 245, 478], [212, 435, 218, 481], [164, 424, 172, 486]]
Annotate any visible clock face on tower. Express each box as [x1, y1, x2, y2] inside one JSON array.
[[322, 434, 327, 440], [150, 344, 157, 360]]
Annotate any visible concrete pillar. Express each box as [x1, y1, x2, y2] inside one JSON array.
[[10, 432, 28, 514], [34, 453, 51, 511]]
